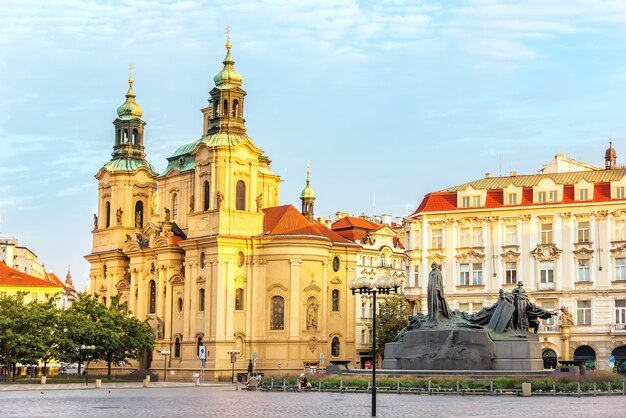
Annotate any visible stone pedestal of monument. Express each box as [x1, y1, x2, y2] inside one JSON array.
[[383, 328, 543, 371]]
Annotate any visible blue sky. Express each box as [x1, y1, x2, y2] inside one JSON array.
[[1, 0, 626, 290]]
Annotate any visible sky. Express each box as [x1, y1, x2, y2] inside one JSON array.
[[1, 0, 626, 291]]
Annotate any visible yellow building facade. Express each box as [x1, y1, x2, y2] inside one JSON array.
[[404, 151, 626, 371], [86, 40, 359, 380]]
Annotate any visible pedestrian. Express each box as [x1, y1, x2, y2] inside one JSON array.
[[297, 373, 308, 392]]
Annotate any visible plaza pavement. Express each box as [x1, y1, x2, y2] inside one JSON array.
[[0, 382, 625, 417]]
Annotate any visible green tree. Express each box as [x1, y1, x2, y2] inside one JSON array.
[[373, 293, 410, 358], [28, 297, 61, 375], [57, 293, 103, 374], [96, 294, 155, 377]]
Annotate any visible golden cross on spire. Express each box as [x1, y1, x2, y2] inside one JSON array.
[[128, 63, 134, 85], [306, 161, 311, 184], [225, 24, 232, 50]]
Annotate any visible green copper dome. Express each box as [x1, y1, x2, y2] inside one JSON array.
[[213, 42, 243, 88], [116, 75, 144, 119]]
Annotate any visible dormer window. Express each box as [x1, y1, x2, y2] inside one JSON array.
[[617, 187, 625, 199], [460, 195, 481, 208], [507, 193, 517, 205], [578, 189, 590, 201], [537, 191, 557, 203]]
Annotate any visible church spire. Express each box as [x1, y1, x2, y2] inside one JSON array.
[[206, 26, 247, 136], [111, 64, 147, 161], [300, 162, 316, 222]]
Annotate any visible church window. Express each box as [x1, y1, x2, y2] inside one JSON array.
[[332, 256, 340, 272], [132, 129, 139, 145], [331, 337, 340, 357], [332, 289, 339, 312], [123, 129, 129, 144], [223, 99, 229, 116], [148, 280, 156, 314], [236, 180, 246, 210], [174, 337, 181, 358], [115, 129, 121, 145], [235, 288, 244, 310], [270, 296, 284, 330], [103, 265, 107, 278], [105, 202, 111, 228], [200, 252, 206, 268], [135, 201, 144, 228], [172, 193, 178, 220], [198, 288, 205, 312], [203, 181, 210, 211], [177, 297, 183, 313], [102, 296, 106, 305], [232, 99, 239, 117]]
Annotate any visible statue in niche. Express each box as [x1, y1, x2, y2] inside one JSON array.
[[93, 214, 98, 229], [217, 191, 224, 209], [427, 262, 452, 324], [189, 195, 195, 213], [135, 211, 141, 228], [256, 193, 263, 212], [560, 306, 574, 326], [154, 317, 164, 340], [151, 193, 157, 214], [116, 207, 123, 225], [164, 208, 171, 222], [306, 302, 318, 330]]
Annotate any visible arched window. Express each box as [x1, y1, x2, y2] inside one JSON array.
[[203, 181, 210, 211], [542, 349, 557, 369], [174, 337, 181, 358], [148, 280, 156, 314], [232, 99, 239, 117], [132, 129, 139, 145], [332, 289, 339, 312], [105, 202, 111, 228], [197, 336, 203, 357], [102, 296, 106, 306], [123, 129, 129, 144], [115, 129, 121, 145], [198, 288, 205, 312], [235, 288, 244, 310], [103, 265, 107, 278], [223, 99, 228, 116], [172, 193, 178, 220], [574, 345, 596, 370], [214, 101, 220, 117], [236, 180, 246, 210], [331, 337, 340, 357], [271, 296, 284, 330], [612, 346, 626, 375], [177, 297, 183, 313], [135, 201, 144, 229], [200, 252, 206, 268]]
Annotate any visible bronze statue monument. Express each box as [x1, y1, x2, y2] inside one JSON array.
[[384, 268, 557, 371]]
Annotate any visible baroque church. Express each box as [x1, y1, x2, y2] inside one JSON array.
[[86, 37, 359, 379]]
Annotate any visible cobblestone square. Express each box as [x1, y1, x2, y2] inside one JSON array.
[[1, 384, 625, 418]]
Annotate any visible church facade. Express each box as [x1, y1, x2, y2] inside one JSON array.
[[85, 39, 359, 380]]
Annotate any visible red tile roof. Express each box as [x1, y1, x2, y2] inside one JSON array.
[[412, 177, 626, 215], [263, 205, 354, 244], [0, 262, 63, 289]]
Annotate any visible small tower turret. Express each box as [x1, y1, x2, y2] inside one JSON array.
[[605, 141, 617, 170], [112, 65, 147, 161], [300, 162, 316, 222]]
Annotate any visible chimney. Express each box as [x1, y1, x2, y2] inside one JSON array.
[[485, 172, 492, 178], [510, 170, 517, 177]]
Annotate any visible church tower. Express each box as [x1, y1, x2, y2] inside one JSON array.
[[300, 163, 316, 222], [88, 67, 157, 305]]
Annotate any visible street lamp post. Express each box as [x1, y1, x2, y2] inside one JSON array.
[[80, 345, 95, 387], [349, 276, 401, 418], [161, 350, 170, 382], [226, 349, 240, 385]]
